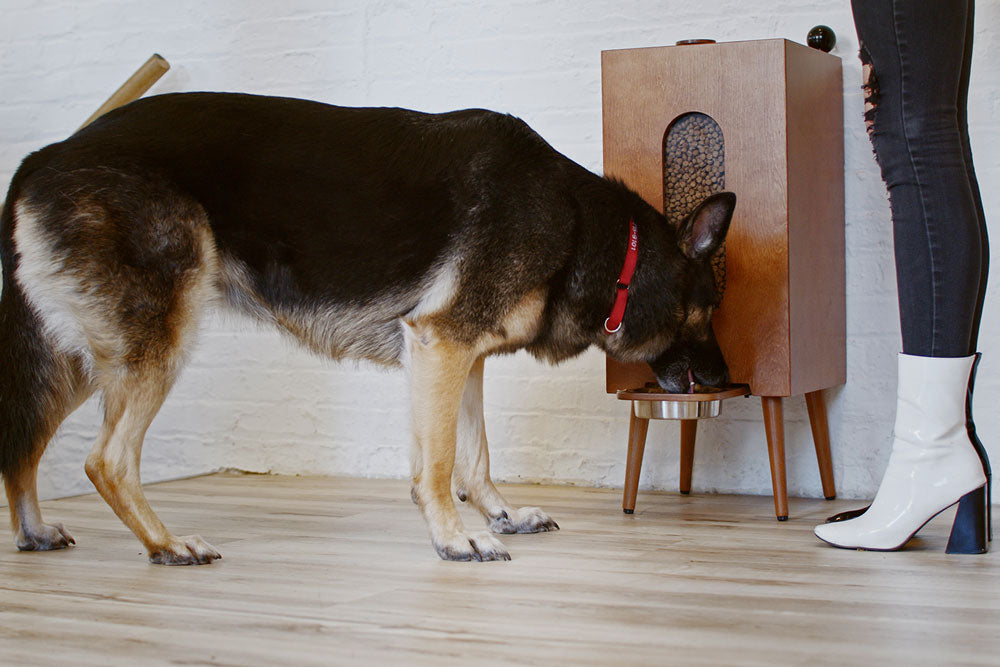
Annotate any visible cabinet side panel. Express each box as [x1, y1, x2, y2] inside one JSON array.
[[785, 42, 847, 395]]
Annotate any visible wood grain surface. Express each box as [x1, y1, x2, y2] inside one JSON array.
[[2, 473, 997, 666]]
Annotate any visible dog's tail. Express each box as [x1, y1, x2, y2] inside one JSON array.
[[0, 184, 78, 482]]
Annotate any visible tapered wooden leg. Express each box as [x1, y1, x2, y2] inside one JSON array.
[[805, 389, 837, 500], [761, 396, 789, 521], [623, 408, 649, 514], [679, 420, 697, 494]]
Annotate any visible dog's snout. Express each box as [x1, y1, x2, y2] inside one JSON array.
[[693, 363, 729, 388], [650, 338, 730, 394], [656, 372, 690, 394]]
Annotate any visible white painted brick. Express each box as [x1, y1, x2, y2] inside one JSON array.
[[1, 0, 997, 507]]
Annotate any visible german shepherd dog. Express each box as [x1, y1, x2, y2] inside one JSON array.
[[1, 93, 734, 564]]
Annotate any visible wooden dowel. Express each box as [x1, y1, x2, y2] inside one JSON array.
[[1, 54, 170, 216], [77, 53, 170, 131]]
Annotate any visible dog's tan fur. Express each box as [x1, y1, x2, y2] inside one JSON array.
[[402, 288, 555, 560], [453, 356, 558, 536]]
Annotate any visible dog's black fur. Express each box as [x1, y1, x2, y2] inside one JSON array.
[[1, 93, 733, 561]]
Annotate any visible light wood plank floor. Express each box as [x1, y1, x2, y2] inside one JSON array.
[[2, 473, 998, 666]]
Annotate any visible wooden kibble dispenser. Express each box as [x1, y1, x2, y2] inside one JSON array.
[[602, 39, 845, 519]]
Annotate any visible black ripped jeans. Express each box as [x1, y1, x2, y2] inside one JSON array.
[[851, 0, 988, 357]]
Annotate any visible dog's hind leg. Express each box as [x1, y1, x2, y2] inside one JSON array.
[[4, 372, 92, 551], [2, 349, 92, 551], [80, 236, 220, 564], [10, 171, 221, 564], [404, 323, 510, 561], [453, 356, 559, 535], [85, 368, 220, 565], [80, 261, 221, 565], [1, 208, 94, 551], [6, 459, 76, 551]]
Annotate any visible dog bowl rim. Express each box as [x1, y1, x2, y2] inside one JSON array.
[[615, 384, 750, 402]]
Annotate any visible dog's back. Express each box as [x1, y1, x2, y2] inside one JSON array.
[[8, 93, 580, 365]]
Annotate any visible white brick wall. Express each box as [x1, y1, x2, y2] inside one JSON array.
[[2, 0, 998, 504]]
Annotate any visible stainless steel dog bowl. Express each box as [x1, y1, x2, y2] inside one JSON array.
[[616, 385, 750, 420]]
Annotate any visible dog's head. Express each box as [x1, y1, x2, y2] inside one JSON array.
[[649, 192, 734, 393], [605, 191, 735, 394]]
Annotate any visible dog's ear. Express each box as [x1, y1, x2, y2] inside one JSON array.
[[677, 192, 735, 261]]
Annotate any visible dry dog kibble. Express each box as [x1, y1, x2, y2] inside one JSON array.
[[664, 112, 726, 298]]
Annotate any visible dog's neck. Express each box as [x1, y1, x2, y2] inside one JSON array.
[[523, 167, 679, 363]]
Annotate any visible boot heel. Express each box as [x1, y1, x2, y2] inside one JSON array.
[[946, 485, 989, 554], [987, 476, 993, 542]]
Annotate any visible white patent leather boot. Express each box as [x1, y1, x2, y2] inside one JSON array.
[[814, 353, 988, 552]]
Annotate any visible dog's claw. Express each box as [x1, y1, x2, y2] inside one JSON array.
[[149, 535, 221, 565], [15, 522, 75, 551], [488, 507, 559, 534], [435, 531, 509, 562]]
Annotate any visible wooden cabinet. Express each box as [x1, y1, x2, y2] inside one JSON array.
[[602, 39, 845, 518]]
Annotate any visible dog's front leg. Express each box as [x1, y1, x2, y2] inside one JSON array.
[[453, 356, 559, 534], [404, 323, 510, 561]]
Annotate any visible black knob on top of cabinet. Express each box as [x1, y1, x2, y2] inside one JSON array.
[[807, 25, 836, 52]]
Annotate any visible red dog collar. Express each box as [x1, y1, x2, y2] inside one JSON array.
[[604, 219, 638, 334]]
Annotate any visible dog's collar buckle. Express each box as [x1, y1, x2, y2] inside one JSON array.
[[603, 219, 638, 335]]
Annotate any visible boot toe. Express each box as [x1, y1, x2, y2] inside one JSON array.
[[814, 520, 860, 549]]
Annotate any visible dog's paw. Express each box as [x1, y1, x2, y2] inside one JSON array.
[[149, 535, 222, 565], [15, 522, 75, 551], [488, 507, 559, 534], [434, 531, 510, 562]]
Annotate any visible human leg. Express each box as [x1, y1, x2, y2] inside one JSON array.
[[818, 0, 990, 551]]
